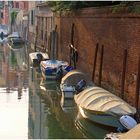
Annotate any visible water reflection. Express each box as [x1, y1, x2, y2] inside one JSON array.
[[29, 67, 114, 139], [0, 43, 28, 139], [29, 70, 83, 139], [0, 42, 115, 139], [75, 112, 116, 139]]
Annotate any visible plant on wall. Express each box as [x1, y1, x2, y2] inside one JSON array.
[[10, 10, 18, 32], [47, 1, 121, 12], [11, 10, 18, 25]]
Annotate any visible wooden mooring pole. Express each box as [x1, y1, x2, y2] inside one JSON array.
[[120, 49, 127, 99], [92, 43, 99, 82], [70, 23, 75, 66], [98, 45, 104, 86], [135, 54, 140, 111]]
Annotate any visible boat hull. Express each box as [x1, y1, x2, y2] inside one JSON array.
[[79, 106, 125, 130]]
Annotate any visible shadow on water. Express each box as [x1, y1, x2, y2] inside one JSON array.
[[28, 66, 116, 139]]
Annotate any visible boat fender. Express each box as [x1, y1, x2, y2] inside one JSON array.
[[119, 115, 137, 130]]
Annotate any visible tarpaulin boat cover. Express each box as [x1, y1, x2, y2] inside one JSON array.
[[40, 60, 68, 69], [29, 52, 49, 62], [61, 70, 93, 86], [74, 86, 136, 115]]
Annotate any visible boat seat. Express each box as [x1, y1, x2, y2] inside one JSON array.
[[62, 84, 75, 92]]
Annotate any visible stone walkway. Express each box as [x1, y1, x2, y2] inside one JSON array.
[[118, 124, 140, 139]]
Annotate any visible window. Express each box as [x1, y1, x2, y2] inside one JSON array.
[[16, 2, 19, 8]]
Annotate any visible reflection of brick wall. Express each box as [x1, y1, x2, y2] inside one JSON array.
[[55, 7, 140, 106]]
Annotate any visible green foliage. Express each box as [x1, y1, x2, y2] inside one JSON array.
[[111, 2, 140, 14], [47, 1, 120, 12], [11, 10, 18, 24]]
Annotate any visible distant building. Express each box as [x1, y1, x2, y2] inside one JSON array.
[[28, 1, 36, 49], [35, 2, 54, 53], [14, 1, 28, 37], [0, 1, 8, 25]]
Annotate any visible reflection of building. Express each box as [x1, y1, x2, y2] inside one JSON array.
[[0, 1, 8, 25], [1, 45, 28, 91]]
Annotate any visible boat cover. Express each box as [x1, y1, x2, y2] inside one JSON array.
[[74, 86, 136, 115], [61, 70, 93, 86], [29, 52, 49, 62], [40, 60, 68, 69]]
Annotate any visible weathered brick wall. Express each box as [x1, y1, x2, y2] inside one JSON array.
[[28, 31, 35, 44], [55, 7, 140, 107]]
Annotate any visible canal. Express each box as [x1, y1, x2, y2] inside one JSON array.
[[0, 43, 114, 139]]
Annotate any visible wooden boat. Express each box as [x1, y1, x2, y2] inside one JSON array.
[[7, 32, 25, 51], [40, 59, 70, 80], [74, 86, 137, 130], [8, 38, 24, 51], [29, 52, 49, 67], [60, 70, 93, 99]]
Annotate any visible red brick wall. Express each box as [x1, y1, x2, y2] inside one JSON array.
[[55, 7, 140, 107]]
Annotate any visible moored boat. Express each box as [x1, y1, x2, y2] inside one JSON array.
[[40, 59, 70, 80], [7, 32, 25, 51], [60, 70, 93, 99], [74, 86, 137, 131], [8, 38, 24, 51]]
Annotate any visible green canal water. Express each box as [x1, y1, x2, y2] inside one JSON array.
[[0, 43, 114, 139]]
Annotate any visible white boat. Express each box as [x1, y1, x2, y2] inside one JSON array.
[[40, 59, 69, 80], [29, 52, 49, 67], [74, 86, 137, 130], [60, 70, 93, 99]]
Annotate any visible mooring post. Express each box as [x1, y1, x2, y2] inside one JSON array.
[[92, 43, 99, 82], [70, 23, 74, 66], [135, 54, 140, 111], [98, 45, 104, 86], [34, 25, 38, 52], [120, 49, 127, 99]]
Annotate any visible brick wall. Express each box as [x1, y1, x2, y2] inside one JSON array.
[[55, 7, 140, 107]]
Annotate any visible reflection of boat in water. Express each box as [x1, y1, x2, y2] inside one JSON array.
[[40, 77, 59, 92], [75, 112, 115, 139], [74, 86, 137, 130], [60, 70, 93, 99], [38, 81, 82, 139], [60, 96, 76, 112], [29, 52, 49, 67]]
